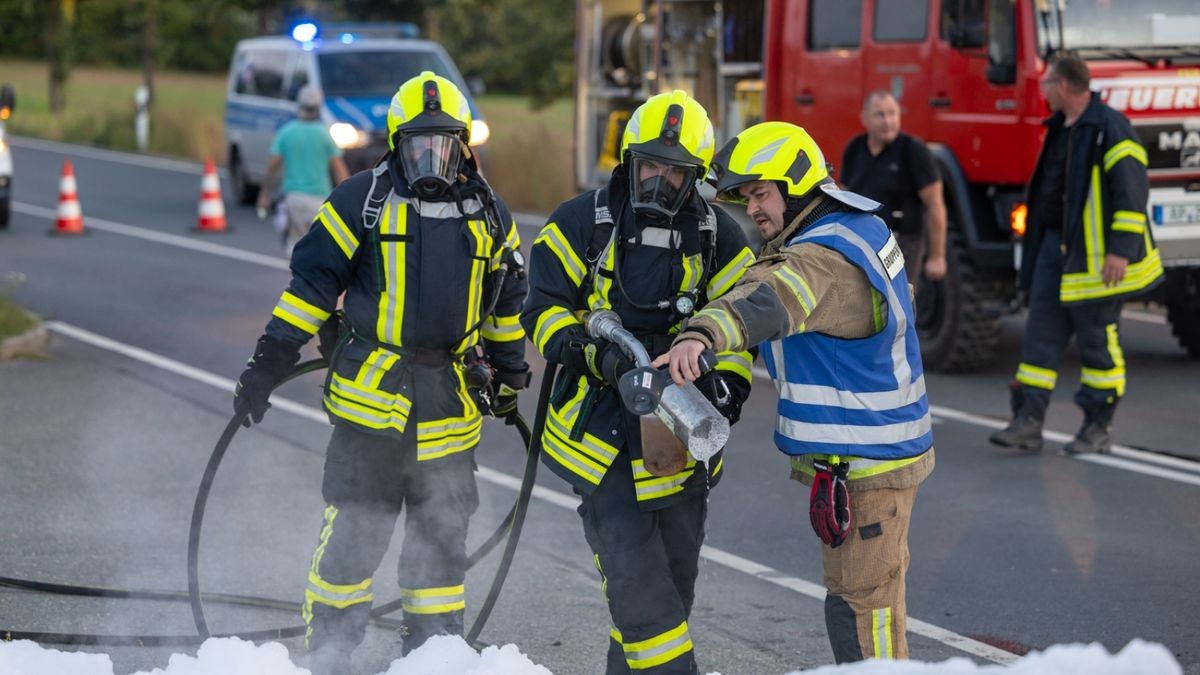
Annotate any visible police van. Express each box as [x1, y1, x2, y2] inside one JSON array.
[[224, 22, 488, 204]]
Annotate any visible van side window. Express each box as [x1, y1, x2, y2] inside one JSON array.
[[808, 0, 863, 51], [875, 0, 928, 42], [248, 50, 287, 99], [941, 0, 986, 48], [287, 58, 309, 101]]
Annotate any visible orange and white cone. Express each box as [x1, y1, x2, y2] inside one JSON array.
[[53, 160, 85, 235], [196, 157, 228, 232]]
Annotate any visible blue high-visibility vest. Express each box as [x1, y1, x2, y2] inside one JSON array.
[[761, 212, 933, 459]]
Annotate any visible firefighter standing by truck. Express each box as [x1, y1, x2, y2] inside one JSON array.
[[990, 53, 1163, 455], [232, 71, 530, 674], [520, 90, 755, 674], [657, 121, 935, 664]]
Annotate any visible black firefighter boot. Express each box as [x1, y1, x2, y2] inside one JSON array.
[[1064, 398, 1116, 455], [989, 381, 1046, 452]]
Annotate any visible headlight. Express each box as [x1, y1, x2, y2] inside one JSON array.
[[469, 119, 490, 147], [329, 123, 367, 149]]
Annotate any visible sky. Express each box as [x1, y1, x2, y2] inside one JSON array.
[[0, 635, 1181, 675]]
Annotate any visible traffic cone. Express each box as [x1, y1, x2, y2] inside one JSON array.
[[52, 160, 85, 235], [195, 157, 229, 233]]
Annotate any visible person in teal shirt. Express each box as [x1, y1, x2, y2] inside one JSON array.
[[258, 85, 349, 255]]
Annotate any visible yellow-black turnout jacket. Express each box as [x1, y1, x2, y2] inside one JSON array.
[[265, 163, 527, 460], [521, 174, 755, 509]]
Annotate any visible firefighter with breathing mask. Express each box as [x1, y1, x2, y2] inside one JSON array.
[[656, 121, 935, 663], [232, 71, 529, 674], [520, 90, 756, 674]]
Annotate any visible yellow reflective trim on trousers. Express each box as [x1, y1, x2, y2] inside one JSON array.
[[711, 454, 724, 477], [715, 350, 753, 382], [534, 223, 586, 286], [318, 202, 359, 259], [1060, 249, 1163, 302], [620, 620, 694, 670], [1016, 362, 1057, 390], [707, 247, 755, 298], [305, 570, 374, 609], [377, 201, 406, 345], [399, 584, 466, 614], [1103, 139, 1148, 172], [872, 607, 894, 659], [272, 290, 330, 335], [456, 219, 492, 353], [698, 308, 741, 351], [790, 453, 924, 481], [774, 265, 816, 314], [534, 306, 580, 354], [481, 314, 525, 342], [416, 415, 481, 461], [588, 241, 617, 312]]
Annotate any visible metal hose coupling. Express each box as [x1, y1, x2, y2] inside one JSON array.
[[584, 310, 730, 463]]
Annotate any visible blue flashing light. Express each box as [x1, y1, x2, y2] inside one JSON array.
[[338, 32, 356, 44], [291, 22, 319, 43]]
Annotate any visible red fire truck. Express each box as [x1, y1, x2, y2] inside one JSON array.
[[575, 0, 1200, 371]]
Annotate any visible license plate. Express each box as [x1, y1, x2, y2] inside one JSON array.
[[1152, 203, 1200, 225]]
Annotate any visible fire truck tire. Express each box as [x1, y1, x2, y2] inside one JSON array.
[[915, 232, 1007, 373], [1165, 268, 1200, 358]]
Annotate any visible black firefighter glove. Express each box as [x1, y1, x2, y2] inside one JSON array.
[[585, 340, 636, 386], [489, 363, 532, 424], [809, 459, 852, 548], [234, 335, 301, 427]]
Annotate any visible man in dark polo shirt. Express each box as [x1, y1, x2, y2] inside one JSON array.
[[840, 90, 947, 284]]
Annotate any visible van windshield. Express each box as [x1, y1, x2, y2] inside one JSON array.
[[1038, 0, 1200, 53], [317, 50, 466, 98]]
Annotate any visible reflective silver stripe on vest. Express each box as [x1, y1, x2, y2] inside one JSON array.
[[797, 222, 916, 400], [778, 375, 926, 410], [778, 415, 932, 445]]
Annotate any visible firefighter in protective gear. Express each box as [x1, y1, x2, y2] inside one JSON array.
[[520, 90, 755, 674], [657, 121, 935, 663], [233, 71, 529, 674], [989, 53, 1163, 455]]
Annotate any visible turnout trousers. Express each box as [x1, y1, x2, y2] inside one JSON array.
[[578, 454, 706, 674], [1015, 229, 1125, 422], [302, 423, 479, 655]]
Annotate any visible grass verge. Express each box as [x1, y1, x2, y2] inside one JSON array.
[[0, 59, 574, 214], [0, 294, 37, 341]]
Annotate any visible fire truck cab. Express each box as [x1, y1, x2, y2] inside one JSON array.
[[575, 0, 1200, 370]]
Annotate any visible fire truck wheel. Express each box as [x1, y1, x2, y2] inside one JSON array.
[[915, 232, 1006, 373], [1165, 268, 1200, 358]]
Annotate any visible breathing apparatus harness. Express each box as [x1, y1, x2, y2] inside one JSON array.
[[586, 179, 719, 332]]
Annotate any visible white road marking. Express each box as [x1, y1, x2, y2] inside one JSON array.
[[10, 135, 219, 176], [14, 200, 1196, 483], [45, 319, 1018, 664], [12, 203, 290, 270], [750, 367, 1200, 485]]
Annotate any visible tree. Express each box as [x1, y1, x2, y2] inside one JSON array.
[[47, 0, 74, 114]]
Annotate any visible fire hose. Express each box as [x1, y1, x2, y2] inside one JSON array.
[[0, 358, 555, 651]]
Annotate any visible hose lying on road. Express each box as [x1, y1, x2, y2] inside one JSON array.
[[0, 359, 552, 651]]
